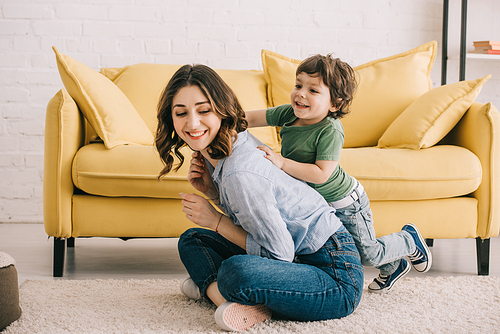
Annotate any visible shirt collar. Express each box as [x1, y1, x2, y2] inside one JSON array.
[[209, 130, 248, 184]]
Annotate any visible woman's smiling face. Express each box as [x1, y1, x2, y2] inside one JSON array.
[[172, 85, 221, 153]]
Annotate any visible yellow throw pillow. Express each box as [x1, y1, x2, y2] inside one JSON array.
[[261, 50, 301, 108], [52, 47, 154, 149], [216, 69, 280, 152], [378, 75, 491, 149], [261, 41, 437, 147]]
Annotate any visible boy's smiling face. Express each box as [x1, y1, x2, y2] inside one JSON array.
[[290, 72, 336, 126]]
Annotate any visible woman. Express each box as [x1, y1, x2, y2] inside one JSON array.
[[156, 64, 364, 332]]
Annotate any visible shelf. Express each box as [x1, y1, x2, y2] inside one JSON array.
[[443, 0, 500, 83], [466, 53, 500, 60]]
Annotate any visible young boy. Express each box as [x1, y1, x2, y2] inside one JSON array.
[[246, 54, 432, 293]]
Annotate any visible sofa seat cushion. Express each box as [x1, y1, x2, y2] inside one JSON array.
[[74, 143, 481, 202], [339, 145, 482, 201], [73, 143, 197, 199]]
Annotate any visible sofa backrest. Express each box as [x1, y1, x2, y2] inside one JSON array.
[[53, 43, 455, 151], [100, 64, 279, 151]]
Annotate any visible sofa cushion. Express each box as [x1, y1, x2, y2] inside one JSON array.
[[262, 41, 437, 148], [101, 63, 280, 152], [73, 143, 481, 202], [72, 143, 199, 199], [378, 75, 491, 149], [52, 47, 154, 149], [339, 145, 481, 201], [261, 50, 301, 110]]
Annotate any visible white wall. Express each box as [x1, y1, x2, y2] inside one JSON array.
[[0, 0, 499, 223]]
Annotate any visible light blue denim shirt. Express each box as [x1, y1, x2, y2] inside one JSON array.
[[208, 130, 342, 262]]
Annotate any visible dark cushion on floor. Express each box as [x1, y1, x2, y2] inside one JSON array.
[[0, 256, 22, 331]]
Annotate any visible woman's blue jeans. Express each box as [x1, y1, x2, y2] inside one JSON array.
[[177, 225, 364, 321]]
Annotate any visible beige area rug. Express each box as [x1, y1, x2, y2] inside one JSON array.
[[3, 276, 500, 333]]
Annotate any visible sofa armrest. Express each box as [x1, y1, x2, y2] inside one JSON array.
[[442, 102, 500, 238], [43, 89, 85, 238]]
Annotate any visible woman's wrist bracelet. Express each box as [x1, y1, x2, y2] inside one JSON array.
[[215, 213, 223, 233]]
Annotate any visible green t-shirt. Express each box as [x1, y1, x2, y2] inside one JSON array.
[[266, 104, 354, 203]]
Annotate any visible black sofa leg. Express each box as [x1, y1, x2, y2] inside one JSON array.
[[67, 237, 75, 248], [53, 237, 66, 277], [425, 238, 434, 247], [476, 237, 490, 276]]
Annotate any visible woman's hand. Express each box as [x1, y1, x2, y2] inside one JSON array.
[[257, 145, 284, 169], [179, 192, 221, 229], [187, 151, 218, 200]]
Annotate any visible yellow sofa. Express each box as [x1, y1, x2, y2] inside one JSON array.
[[44, 41, 500, 277]]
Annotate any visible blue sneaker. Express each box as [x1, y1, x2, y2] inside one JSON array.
[[402, 223, 432, 273], [368, 259, 411, 294]]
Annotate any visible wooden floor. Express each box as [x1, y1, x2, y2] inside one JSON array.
[[1, 223, 499, 286]]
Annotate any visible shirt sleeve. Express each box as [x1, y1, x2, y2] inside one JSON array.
[[266, 104, 295, 127], [223, 171, 296, 262], [315, 125, 344, 161]]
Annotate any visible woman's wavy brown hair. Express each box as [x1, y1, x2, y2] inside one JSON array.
[[297, 54, 357, 119], [156, 64, 248, 179]]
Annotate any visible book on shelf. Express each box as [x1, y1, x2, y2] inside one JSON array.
[[470, 49, 500, 55], [473, 40, 500, 47], [474, 45, 500, 51], [471, 41, 500, 55]]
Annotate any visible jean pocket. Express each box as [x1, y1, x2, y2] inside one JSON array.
[[297, 245, 337, 268], [345, 262, 364, 306], [359, 208, 375, 241]]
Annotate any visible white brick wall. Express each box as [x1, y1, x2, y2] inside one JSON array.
[[0, 0, 499, 223]]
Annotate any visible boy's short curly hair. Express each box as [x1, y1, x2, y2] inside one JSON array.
[[297, 54, 357, 119]]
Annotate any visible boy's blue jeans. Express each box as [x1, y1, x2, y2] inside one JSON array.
[[334, 184, 416, 276], [178, 225, 364, 321]]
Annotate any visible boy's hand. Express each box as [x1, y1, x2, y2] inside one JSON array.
[[257, 145, 284, 169]]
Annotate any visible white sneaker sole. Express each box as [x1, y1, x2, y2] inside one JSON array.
[[180, 277, 201, 300], [215, 301, 272, 331]]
